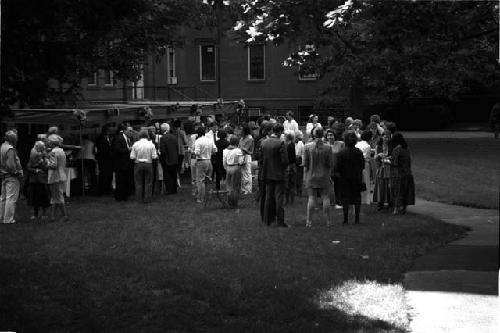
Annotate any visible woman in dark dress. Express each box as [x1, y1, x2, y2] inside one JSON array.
[[389, 133, 415, 214], [335, 131, 365, 224], [26, 141, 50, 220]]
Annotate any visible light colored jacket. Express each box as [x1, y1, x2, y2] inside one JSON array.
[[47, 147, 67, 184]]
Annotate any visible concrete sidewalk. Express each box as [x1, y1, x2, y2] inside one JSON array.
[[402, 131, 494, 139], [404, 198, 499, 333]]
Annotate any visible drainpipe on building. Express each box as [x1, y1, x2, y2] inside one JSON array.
[[215, 0, 222, 104]]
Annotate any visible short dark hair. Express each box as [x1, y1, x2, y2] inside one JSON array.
[[242, 124, 251, 137], [314, 127, 324, 139], [229, 136, 239, 146], [391, 132, 408, 149], [370, 114, 381, 124], [386, 122, 397, 134], [273, 123, 284, 135], [218, 129, 227, 139], [173, 119, 181, 128], [343, 131, 358, 148], [361, 130, 373, 142], [196, 126, 206, 137]]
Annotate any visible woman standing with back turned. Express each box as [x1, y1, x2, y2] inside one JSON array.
[[389, 133, 415, 214]]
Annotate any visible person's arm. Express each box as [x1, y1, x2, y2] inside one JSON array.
[[4, 149, 21, 175], [47, 151, 57, 169], [130, 144, 136, 160], [390, 146, 400, 166], [303, 146, 310, 171], [237, 149, 245, 166], [334, 151, 342, 177], [222, 149, 228, 170], [194, 140, 201, 158], [212, 140, 218, 154], [151, 143, 158, 160], [280, 141, 289, 166]]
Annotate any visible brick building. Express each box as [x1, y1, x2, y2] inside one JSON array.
[[80, 28, 341, 125]]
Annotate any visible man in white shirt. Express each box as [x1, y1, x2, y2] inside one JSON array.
[[130, 130, 158, 203], [194, 126, 217, 203], [283, 111, 299, 135]]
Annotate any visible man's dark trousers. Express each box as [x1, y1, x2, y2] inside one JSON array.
[[263, 180, 284, 226], [164, 163, 178, 194], [134, 162, 153, 203]]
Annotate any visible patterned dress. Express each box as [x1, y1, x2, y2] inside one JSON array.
[[390, 145, 415, 207]]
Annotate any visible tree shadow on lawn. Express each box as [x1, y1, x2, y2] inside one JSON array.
[[0, 195, 466, 332], [1, 249, 407, 332]]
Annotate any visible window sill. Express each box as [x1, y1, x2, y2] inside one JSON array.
[[247, 79, 266, 83]]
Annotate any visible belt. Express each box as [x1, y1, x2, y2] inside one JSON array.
[[196, 158, 210, 161], [226, 164, 241, 166]]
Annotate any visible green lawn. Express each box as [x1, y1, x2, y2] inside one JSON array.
[[0, 189, 466, 332], [409, 138, 500, 209]]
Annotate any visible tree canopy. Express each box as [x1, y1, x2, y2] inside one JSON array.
[[233, 0, 500, 108], [1, 0, 209, 109]]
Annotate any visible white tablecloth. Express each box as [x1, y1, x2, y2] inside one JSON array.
[[64, 167, 78, 197]]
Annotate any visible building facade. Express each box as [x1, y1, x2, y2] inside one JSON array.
[[80, 28, 339, 124]]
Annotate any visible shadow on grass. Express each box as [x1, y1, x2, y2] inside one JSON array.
[[0, 193, 466, 332], [0, 254, 407, 332]]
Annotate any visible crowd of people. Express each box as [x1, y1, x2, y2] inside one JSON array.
[[0, 112, 415, 226]]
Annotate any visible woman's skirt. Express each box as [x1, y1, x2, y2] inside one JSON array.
[[361, 161, 371, 204], [338, 178, 362, 205], [392, 174, 415, 207], [284, 164, 297, 194], [27, 182, 50, 207], [226, 166, 242, 208]]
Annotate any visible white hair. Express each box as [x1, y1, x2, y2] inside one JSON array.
[[160, 123, 170, 133]]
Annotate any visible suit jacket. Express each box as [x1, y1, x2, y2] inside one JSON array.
[[159, 133, 179, 166], [112, 133, 131, 172], [261, 136, 288, 181], [95, 134, 112, 165]]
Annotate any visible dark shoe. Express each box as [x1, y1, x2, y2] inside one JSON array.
[[342, 221, 348, 225], [278, 223, 289, 228]]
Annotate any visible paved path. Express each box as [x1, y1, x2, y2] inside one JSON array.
[[404, 198, 499, 333], [402, 131, 493, 139]]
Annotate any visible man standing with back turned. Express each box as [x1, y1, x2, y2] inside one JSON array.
[[261, 123, 289, 227], [0, 130, 23, 224]]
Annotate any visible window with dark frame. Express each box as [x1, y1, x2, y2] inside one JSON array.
[[167, 46, 176, 79], [248, 44, 265, 80], [104, 70, 114, 86], [200, 44, 216, 81], [87, 72, 97, 86]]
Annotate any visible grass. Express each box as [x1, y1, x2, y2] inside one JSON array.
[[409, 138, 500, 209], [0, 188, 466, 332]]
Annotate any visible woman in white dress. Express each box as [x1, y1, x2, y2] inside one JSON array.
[[305, 114, 322, 141], [355, 130, 373, 205]]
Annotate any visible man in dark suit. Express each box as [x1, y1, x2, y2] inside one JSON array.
[[112, 123, 132, 201], [261, 123, 289, 227], [159, 123, 179, 194], [95, 125, 113, 195]]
